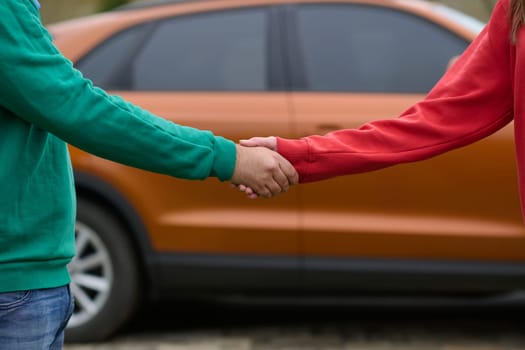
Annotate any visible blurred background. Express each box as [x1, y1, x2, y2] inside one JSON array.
[[37, 0, 525, 348], [41, 0, 498, 24]]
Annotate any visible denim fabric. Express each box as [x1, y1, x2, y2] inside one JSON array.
[[0, 285, 74, 350]]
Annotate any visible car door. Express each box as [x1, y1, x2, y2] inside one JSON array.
[[73, 6, 301, 274], [284, 2, 525, 291]]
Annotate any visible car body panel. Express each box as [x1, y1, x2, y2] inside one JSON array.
[[289, 93, 524, 261], [69, 91, 300, 256], [47, 0, 525, 290]]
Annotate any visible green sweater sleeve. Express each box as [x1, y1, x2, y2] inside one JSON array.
[[0, 0, 236, 181]]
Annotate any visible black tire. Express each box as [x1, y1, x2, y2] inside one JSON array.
[[65, 198, 141, 342]]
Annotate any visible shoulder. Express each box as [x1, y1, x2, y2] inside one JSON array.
[[488, 0, 511, 38], [493, 0, 510, 19]]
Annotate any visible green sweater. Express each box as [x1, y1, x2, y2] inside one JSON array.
[[0, 0, 236, 292]]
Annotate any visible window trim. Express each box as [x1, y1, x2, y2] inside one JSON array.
[[282, 4, 308, 91], [268, 5, 288, 91]]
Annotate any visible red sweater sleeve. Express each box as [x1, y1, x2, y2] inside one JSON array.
[[277, 0, 514, 183]]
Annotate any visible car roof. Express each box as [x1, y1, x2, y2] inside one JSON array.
[[111, 0, 482, 39], [50, 0, 480, 62], [118, 0, 432, 12], [117, 0, 198, 11]]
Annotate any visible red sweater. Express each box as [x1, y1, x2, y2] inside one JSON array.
[[278, 0, 525, 216]]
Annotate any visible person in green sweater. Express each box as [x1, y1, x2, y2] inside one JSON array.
[[0, 0, 298, 348]]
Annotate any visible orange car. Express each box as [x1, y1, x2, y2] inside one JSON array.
[[48, 0, 524, 342]]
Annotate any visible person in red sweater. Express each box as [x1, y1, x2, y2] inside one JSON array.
[[240, 0, 525, 220]]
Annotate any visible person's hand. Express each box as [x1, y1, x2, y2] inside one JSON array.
[[230, 144, 298, 199], [232, 136, 284, 199], [240, 136, 277, 151]]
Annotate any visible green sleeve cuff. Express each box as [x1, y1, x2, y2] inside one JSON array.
[[210, 136, 236, 181]]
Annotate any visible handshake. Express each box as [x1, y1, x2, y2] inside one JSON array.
[[230, 136, 296, 199]]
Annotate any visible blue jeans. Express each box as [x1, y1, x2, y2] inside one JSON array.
[[0, 285, 74, 350]]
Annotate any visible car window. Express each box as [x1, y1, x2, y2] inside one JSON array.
[[76, 23, 152, 90], [134, 8, 268, 91], [295, 4, 470, 93]]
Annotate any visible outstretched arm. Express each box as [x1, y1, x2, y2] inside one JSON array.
[[0, 0, 296, 197], [244, 0, 513, 184]]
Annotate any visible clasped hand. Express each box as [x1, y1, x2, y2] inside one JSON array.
[[230, 137, 296, 199]]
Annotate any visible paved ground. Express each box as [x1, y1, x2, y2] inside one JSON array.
[[64, 301, 525, 350]]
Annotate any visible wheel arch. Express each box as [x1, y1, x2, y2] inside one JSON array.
[[73, 171, 157, 297]]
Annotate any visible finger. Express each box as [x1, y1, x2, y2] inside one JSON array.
[[244, 187, 256, 196], [239, 185, 257, 197], [235, 184, 259, 199], [264, 179, 283, 197], [234, 183, 259, 199], [247, 192, 259, 200], [240, 137, 277, 151], [256, 185, 273, 199], [271, 166, 290, 193], [239, 138, 258, 147], [278, 156, 299, 185]]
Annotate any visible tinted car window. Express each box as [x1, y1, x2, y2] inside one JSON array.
[[296, 4, 469, 93], [134, 9, 268, 91], [76, 24, 151, 89]]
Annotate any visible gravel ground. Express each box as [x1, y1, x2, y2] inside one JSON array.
[[64, 301, 525, 350]]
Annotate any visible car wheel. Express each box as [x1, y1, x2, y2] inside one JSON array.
[[65, 198, 141, 342]]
